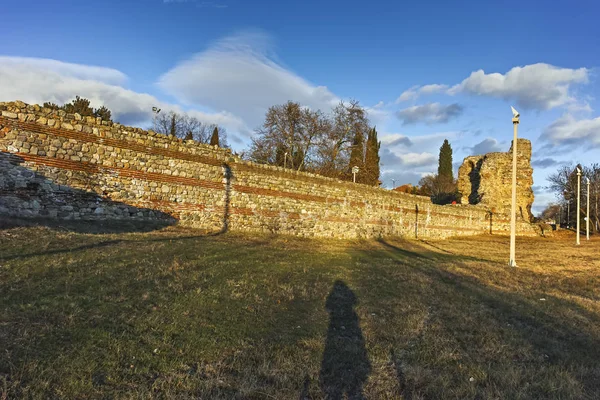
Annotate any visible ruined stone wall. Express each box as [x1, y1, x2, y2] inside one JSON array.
[[457, 139, 535, 222], [1, 101, 537, 239]]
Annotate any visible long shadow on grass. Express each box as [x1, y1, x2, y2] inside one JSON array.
[[319, 280, 370, 400], [359, 240, 600, 399], [0, 229, 253, 262]]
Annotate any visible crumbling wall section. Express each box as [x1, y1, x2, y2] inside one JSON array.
[[457, 139, 534, 221]]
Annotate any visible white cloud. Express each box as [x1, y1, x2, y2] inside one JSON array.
[[448, 63, 589, 110], [158, 30, 339, 129], [399, 152, 437, 166], [396, 84, 448, 102], [540, 114, 600, 148], [380, 133, 412, 147], [365, 101, 390, 127], [397, 103, 463, 125], [0, 56, 127, 85], [381, 148, 436, 168], [470, 137, 503, 155], [531, 158, 566, 169], [0, 56, 247, 133]]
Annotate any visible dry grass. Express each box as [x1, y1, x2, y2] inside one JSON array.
[[1, 221, 599, 399]]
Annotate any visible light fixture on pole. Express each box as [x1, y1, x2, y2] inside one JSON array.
[[586, 176, 590, 241], [352, 166, 359, 183], [576, 167, 581, 245], [284, 152, 288, 169], [509, 106, 520, 268]]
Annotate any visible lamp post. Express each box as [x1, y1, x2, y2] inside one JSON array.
[[576, 167, 581, 245], [392, 178, 396, 188], [352, 166, 359, 183], [586, 177, 590, 241], [284, 152, 288, 169], [509, 106, 520, 268]]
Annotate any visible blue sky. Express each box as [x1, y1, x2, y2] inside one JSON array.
[[2, 0, 599, 213]]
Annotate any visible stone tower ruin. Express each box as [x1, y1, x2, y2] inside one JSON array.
[[457, 139, 534, 221]]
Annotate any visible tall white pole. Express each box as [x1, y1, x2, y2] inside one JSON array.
[[509, 115, 519, 267], [587, 177, 590, 241], [576, 168, 581, 245]]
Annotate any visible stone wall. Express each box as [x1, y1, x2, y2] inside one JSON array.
[[457, 139, 535, 222], [1, 101, 537, 239]]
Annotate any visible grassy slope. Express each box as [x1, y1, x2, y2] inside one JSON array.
[[1, 223, 599, 399]]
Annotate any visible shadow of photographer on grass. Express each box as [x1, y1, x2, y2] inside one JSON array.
[[319, 280, 371, 400]]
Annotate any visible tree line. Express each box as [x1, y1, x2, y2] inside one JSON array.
[[152, 110, 228, 148], [44, 96, 112, 122], [43, 97, 227, 148], [249, 100, 381, 185], [544, 164, 599, 232], [42, 96, 470, 195]]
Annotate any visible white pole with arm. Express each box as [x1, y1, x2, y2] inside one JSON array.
[[509, 106, 520, 267]]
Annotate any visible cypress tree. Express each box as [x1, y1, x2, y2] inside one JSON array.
[[438, 139, 453, 181], [364, 127, 381, 185], [169, 114, 177, 137], [210, 127, 220, 146], [348, 129, 365, 182]]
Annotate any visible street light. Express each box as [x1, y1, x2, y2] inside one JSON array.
[[586, 176, 590, 241], [509, 106, 520, 268], [577, 167, 581, 245], [352, 166, 359, 183], [392, 178, 396, 188], [284, 152, 288, 169]]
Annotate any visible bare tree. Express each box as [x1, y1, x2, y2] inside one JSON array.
[[547, 163, 599, 232], [313, 100, 369, 178], [418, 174, 458, 204], [152, 111, 227, 146], [250, 101, 329, 171]]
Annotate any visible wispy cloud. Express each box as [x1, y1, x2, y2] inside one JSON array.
[[449, 64, 589, 110], [531, 158, 567, 169], [381, 148, 436, 168], [0, 56, 246, 132], [396, 84, 448, 102], [539, 113, 600, 149], [158, 30, 339, 129], [469, 137, 503, 155], [396, 103, 463, 125], [398, 63, 589, 111]]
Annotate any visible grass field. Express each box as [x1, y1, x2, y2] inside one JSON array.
[[1, 220, 599, 399]]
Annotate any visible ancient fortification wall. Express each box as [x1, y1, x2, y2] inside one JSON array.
[[457, 139, 535, 221], [1, 101, 537, 239]]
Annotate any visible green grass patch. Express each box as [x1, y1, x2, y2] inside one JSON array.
[[1, 222, 599, 399]]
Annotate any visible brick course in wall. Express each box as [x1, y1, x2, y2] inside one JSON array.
[[0, 101, 538, 239]]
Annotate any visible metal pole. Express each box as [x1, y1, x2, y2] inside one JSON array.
[[587, 178, 590, 240], [353, 172, 356, 183], [577, 168, 581, 245], [509, 117, 519, 267], [284, 152, 287, 169]]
